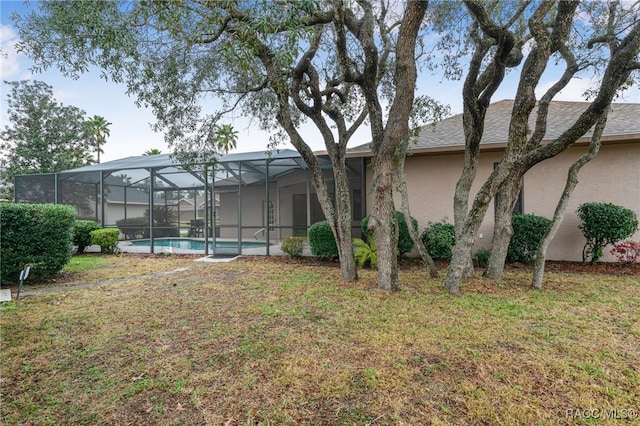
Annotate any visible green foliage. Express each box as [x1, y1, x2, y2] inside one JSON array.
[[73, 220, 102, 253], [0, 203, 75, 284], [90, 228, 121, 254], [353, 237, 378, 269], [143, 206, 179, 237], [421, 220, 455, 260], [308, 221, 338, 260], [115, 217, 148, 240], [361, 211, 418, 257], [281, 236, 304, 258], [0, 80, 94, 200], [215, 124, 238, 154], [506, 214, 552, 264], [577, 202, 638, 264], [475, 249, 490, 268], [144, 206, 176, 226], [85, 115, 111, 163]]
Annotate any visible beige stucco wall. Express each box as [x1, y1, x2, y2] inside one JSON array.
[[365, 142, 640, 262]]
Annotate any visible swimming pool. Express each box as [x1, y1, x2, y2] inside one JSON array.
[[129, 238, 268, 251]]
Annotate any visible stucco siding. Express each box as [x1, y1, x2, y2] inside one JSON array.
[[365, 142, 639, 262], [525, 143, 640, 261]]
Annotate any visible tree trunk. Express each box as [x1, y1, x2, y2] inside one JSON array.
[[445, 231, 475, 293], [275, 104, 358, 282], [532, 116, 606, 288], [354, 1, 427, 291], [393, 145, 438, 278], [333, 157, 358, 281], [446, 184, 500, 292], [484, 178, 522, 279], [369, 158, 399, 291]]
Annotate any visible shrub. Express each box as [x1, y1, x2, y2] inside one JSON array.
[[610, 240, 640, 264], [476, 249, 490, 268], [421, 221, 455, 260], [353, 236, 377, 269], [577, 202, 638, 264], [507, 214, 551, 264], [361, 211, 418, 256], [115, 217, 148, 239], [73, 220, 102, 253], [144, 206, 176, 226], [308, 221, 338, 259], [281, 236, 304, 258], [90, 228, 121, 254], [0, 203, 76, 284]]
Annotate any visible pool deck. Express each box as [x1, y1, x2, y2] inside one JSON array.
[[82, 238, 315, 261]]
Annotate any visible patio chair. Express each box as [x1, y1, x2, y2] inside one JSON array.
[[189, 219, 204, 237]]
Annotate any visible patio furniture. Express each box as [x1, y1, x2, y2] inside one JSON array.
[[189, 219, 204, 237]]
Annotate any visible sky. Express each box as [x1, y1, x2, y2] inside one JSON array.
[[1, 1, 639, 163]]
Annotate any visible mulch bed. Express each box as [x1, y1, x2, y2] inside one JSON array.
[[238, 255, 640, 276]]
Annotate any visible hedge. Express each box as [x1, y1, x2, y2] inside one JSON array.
[[507, 213, 551, 264], [308, 221, 338, 259], [577, 202, 638, 264], [361, 211, 418, 256], [0, 203, 76, 284], [421, 221, 455, 260], [73, 220, 102, 253]]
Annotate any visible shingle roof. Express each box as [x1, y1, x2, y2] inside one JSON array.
[[348, 99, 640, 154]]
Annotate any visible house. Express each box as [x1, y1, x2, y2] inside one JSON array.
[[348, 99, 640, 262], [13, 100, 638, 261]]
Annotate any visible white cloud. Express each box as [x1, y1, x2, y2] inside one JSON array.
[[0, 25, 22, 80], [536, 76, 596, 102]]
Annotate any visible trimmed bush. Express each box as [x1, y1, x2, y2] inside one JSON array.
[[308, 221, 338, 259], [0, 203, 76, 284], [577, 202, 638, 264], [421, 221, 455, 260], [90, 228, 121, 254], [476, 249, 490, 268], [507, 214, 551, 264], [73, 220, 102, 253], [361, 211, 418, 256], [281, 236, 304, 258], [115, 217, 148, 239]]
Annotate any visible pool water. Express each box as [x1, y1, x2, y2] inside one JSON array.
[[130, 238, 267, 251]]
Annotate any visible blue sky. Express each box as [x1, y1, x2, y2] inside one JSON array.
[[2, 1, 638, 163]]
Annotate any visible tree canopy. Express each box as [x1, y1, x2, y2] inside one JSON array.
[[13, 0, 432, 288], [85, 115, 111, 163], [11, 0, 639, 292], [0, 80, 94, 200]]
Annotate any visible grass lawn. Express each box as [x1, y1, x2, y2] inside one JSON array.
[[1, 255, 639, 425]]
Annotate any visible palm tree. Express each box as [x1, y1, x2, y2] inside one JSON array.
[[143, 148, 162, 155], [86, 115, 111, 163], [215, 124, 238, 154]]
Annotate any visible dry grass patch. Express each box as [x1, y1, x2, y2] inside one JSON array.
[[1, 257, 639, 425]]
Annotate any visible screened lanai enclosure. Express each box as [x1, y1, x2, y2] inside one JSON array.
[[14, 150, 366, 256]]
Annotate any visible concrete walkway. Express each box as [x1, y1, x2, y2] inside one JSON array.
[[16, 264, 207, 297]]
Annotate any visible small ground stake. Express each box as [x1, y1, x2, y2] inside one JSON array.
[[16, 265, 31, 300]]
